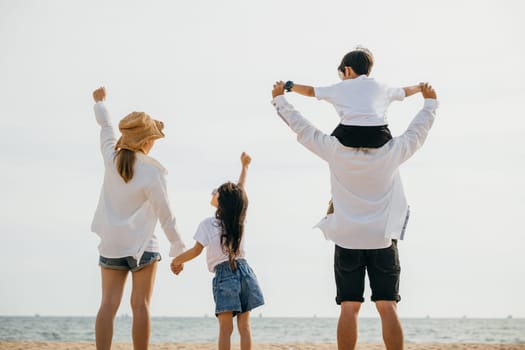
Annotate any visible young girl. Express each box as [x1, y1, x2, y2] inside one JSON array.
[[170, 152, 264, 350]]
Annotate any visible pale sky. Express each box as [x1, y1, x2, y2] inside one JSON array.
[[1, 0, 524, 319]]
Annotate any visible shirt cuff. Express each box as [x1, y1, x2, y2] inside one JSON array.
[[423, 98, 439, 111], [93, 101, 105, 110], [94, 101, 111, 126], [169, 242, 187, 257], [271, 95, 287, 108]]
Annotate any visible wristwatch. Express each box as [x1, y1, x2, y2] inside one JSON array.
[[284, 80, 294, 92]]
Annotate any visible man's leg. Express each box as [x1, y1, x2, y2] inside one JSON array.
[[376, 301, 404, 350], [368, 241, 403, 350], [337, 301, 361, 350], [334, 245, 365, 350]]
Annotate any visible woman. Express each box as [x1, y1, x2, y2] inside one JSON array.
[[91, 87, 186, 350]]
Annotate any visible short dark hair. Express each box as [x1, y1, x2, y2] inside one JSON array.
[[338, 47, 374, 76]]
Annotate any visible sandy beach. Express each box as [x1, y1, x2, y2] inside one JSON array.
[[1, 343, 525, 350]]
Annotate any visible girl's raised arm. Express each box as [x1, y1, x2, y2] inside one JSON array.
[[237, 152, 251, 189]]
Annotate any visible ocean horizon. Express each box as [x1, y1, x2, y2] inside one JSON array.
[[0, 316, 524, 344]]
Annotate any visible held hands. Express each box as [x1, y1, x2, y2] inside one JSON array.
[[240, 152, 251, 168], [170, 259, 184, 275], [92, 87, 106, 102], [272, 81, 285, 98]]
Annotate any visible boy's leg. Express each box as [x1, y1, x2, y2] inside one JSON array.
[[327, 199, 334, 214], [217, 312, 234, 350], [237, 311, 252, 350], [337, 301, 361, 350], [95, 267, 128, 350]]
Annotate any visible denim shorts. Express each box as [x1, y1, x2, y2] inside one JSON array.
[[212, 259, 264, 316], [99, 251, 161, 272], [334, 240, 401, 304]]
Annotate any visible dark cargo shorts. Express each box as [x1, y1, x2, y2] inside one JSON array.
[[334, 240, 401, 304]]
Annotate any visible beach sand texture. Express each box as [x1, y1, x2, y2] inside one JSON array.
[[1, 343, 525, 350]]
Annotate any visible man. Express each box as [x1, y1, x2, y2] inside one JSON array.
[[271, 81, 438, 350]]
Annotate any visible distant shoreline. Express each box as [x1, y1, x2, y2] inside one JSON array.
[[2, 317, 523, 344]]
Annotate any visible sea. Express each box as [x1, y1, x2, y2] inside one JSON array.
[[0, 316, 524, 344]]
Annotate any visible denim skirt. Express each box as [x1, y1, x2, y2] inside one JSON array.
[[212, 259, 264, 316]]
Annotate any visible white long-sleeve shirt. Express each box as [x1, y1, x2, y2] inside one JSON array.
[[91, 102, 186, 262], [272, 95, 439, 249]]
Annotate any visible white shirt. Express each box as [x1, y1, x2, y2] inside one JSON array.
[[194, 217, 246, 272], [91, 102, 186, 262], [272, 95, 438, 249], [314, 75, 405, 126]]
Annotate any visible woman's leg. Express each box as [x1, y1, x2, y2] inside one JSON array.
[[130, 261, 158, 350], [217, 312, 234, 350], [237, 311, 252, 350], [95, 268, 128, 350]]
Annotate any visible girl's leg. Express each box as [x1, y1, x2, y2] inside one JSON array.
[[95, 268, 128, 350], [217, 312, 234, 350], [237, 311, 252, 350], [130, 261, 158, 350]]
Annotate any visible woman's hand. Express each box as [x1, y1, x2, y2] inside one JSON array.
[[240, 152, 251, 168], [92, 87, 106, 102]]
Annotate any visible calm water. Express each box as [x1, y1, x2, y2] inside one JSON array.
[[0, 316, 524, 343]]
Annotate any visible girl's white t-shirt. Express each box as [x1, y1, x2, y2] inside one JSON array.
[[193, 217, 246, 272], [314, 75, 405, 126]]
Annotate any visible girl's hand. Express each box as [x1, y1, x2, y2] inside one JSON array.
[[241, 152, 251, 168], [93, 87, 106, 102], [170, 259, 184, 275]]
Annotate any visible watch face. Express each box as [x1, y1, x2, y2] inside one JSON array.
[[285, 81, 293, 91]]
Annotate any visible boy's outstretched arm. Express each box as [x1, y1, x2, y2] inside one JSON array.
[[237, 152, 251, 189], [290, 83, 315, 97], [170, 242, 204, 275], [403, 83, 423, 97]]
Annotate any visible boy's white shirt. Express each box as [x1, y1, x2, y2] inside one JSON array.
[[314, 75, 405, 126], [91, 102, 186, 262], [272, 95, 438, 249], [193, 217, 246, 272]]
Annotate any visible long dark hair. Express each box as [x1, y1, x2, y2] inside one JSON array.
[[115, 149, 136, 183], [215, 182, 248, 271]]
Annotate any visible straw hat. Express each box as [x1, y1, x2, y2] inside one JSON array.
[[115, 112, 165, 152]]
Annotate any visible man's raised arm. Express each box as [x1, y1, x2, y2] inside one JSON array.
[[393, 83, 439, 164], [271, 81, 336, 161]]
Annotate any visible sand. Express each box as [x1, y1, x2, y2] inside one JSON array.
[[1, 343, 525, 350]]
